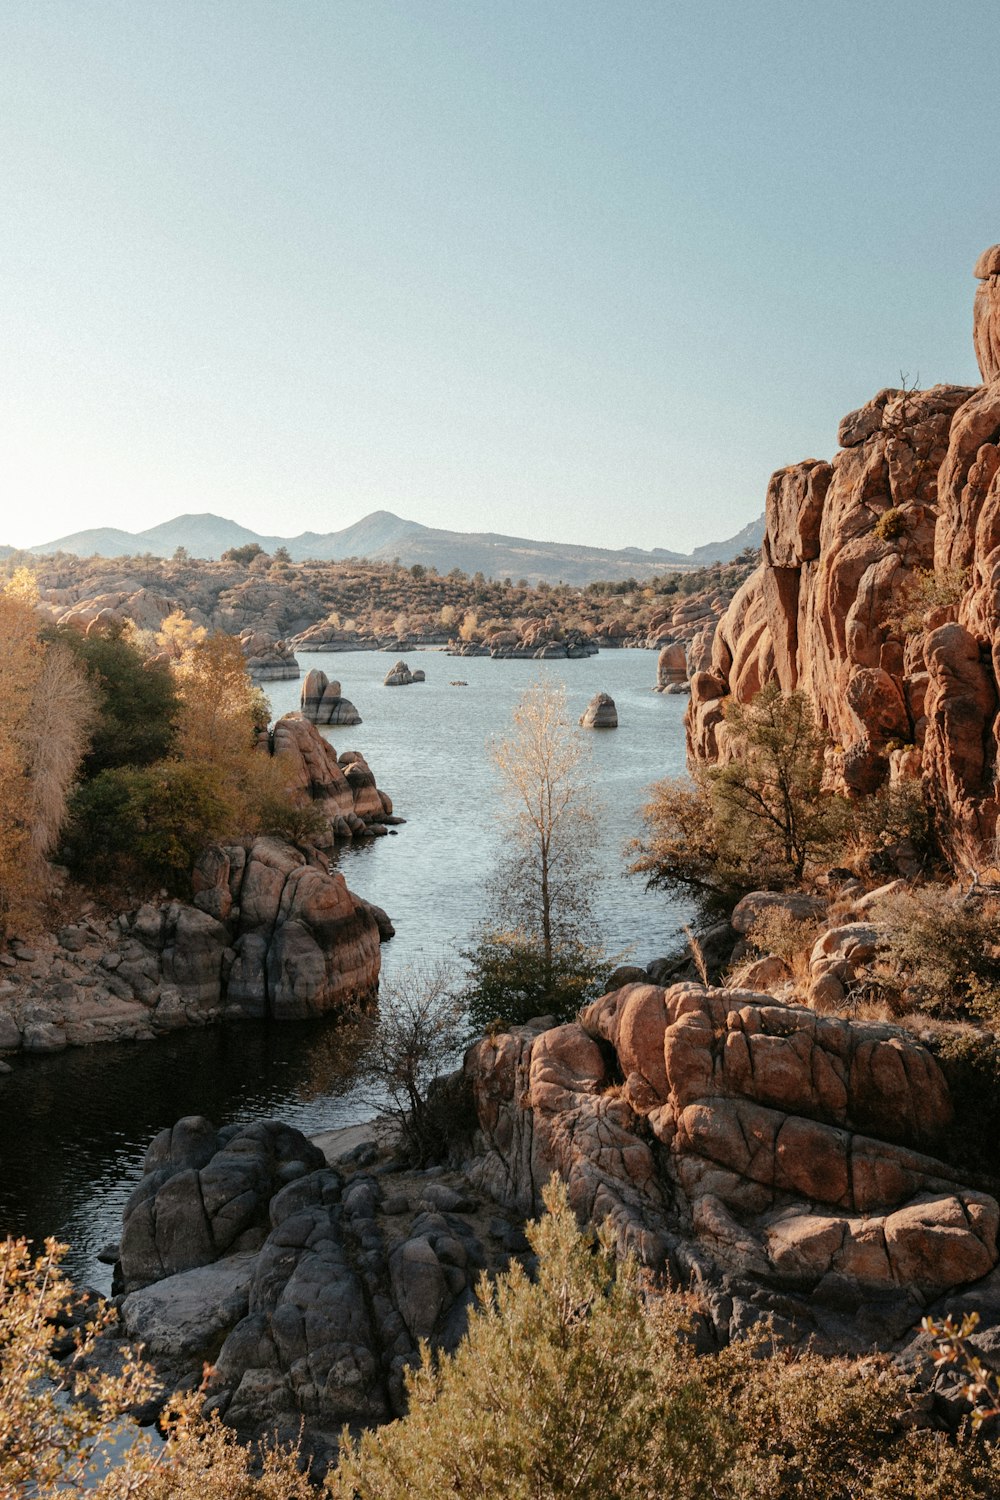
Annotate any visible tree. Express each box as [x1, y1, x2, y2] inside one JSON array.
[[630, 685, 846, 909], [462, 931, 611, 1036], [171, 630, 269, 773], [0, 576, 95, 935], [52, 621, 179, 775], [0, 1237, 313, 1499], [67, 761, 233, 890], [221, 542, 266, 565], [355, 962, 471, 1165], [491, 681, 598, 967], [461, 683, 608, 1032]]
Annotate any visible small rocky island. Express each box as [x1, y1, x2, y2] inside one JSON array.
[[383, 660, 425, 686], [580, 691, 618, 727], [300, 667, 362, 725]]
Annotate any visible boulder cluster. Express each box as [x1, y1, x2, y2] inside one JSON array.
[[688, 244, 1000, 850], [464, 979, 1000, 1348], [448, 623, 598, 659], [383, 660, 426, 686], [265, 713, 400, 839], [108, 1117, 529, 1468], [239, 629, 299, 680], [299, 668, 362, 725]]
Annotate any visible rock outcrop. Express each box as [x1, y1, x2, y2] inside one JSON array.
[[655, 640, 689, 693], [35, 586, 185, 635], [0, 839, 383, 1052], [299, 668, 362, 726], [687, 247, 1000, 850], [383, 660, 424, 686], [239, 629, 299, 680], [579, 692, 618, 728], [448, 623, 598, 659], [107, 1118, 527, 1468], [264, 714, 395, 838], [464, 982, 999, 1347]]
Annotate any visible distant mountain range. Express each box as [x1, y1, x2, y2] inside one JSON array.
[[21, 508, 764, 586]]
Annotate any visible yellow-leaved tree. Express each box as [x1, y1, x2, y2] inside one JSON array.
[[0, 571, 95, 936]]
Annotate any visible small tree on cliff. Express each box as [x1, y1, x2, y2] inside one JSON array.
[[630, 684, 845, 907]]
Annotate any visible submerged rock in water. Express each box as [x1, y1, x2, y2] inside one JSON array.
[[580, 692, 618, 728], [299, 668, 362, 725]]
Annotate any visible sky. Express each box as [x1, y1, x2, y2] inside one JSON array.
[[0, 1, 997, 554]]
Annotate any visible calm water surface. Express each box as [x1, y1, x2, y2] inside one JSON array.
[[0, 650, 691, 1290]]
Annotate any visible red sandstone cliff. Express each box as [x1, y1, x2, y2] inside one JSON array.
[[688, 247, 1000, 853]]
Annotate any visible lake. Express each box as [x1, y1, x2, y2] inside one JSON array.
[[0, 649, 692, 1290]]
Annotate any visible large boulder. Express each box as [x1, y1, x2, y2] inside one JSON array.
[[974, 244, 1000, 383], [119, 1117, 326, 1291], [655, 641, 688, 691], [240, 630, 299, 681], [109, 1125, 521, 1466], [579, 692, 618, 728], [299, 669, 362, 726]]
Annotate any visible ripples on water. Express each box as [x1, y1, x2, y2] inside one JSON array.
[[0, 649, 692, 1290]]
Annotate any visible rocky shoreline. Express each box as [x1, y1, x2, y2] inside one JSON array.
[[0, 713, 399, 1060], [82, 936, 1000, 1470]]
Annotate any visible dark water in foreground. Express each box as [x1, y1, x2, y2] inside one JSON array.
[[0, 649, 691, 1291]]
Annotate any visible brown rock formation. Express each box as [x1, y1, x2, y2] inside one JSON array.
[[239, 628, 299, 680], [974, 244, 1000, 383], [264, 713, 393, 836], [655, 640, 688, 692], [299, 667, 362, 725], [579, 692, 618, 728], [688, 248, 1000, 846], [464, 983, 998, 1337], [0, 836, 383, 1051]]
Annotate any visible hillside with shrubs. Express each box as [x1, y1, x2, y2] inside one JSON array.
[[0, 545, 757, 654]]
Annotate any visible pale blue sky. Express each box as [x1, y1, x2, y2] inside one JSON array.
[[0, 1, 995, 552]]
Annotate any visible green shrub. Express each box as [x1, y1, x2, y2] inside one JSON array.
[[67, 761, 231, 890], [888, 565, 969, 635], [331, 1179, 733, 1500], [630, 686, 848, 911], [872, 506, 908, 543], [844, 780, 931, 873], [49, 622, 179, 775], [462, 929, 612, 1036], [872, 888, 1000, 1018]]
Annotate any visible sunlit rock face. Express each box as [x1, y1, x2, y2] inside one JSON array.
[[688, 247, 1000, 849], [464, 981, 999, 1346]]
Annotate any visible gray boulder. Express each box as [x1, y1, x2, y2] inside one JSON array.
[[580, 692, 618, 728], [119, 1117, 326, 1291]]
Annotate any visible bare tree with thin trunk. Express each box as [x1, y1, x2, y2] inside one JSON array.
[[490, 680, 598, 969]]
